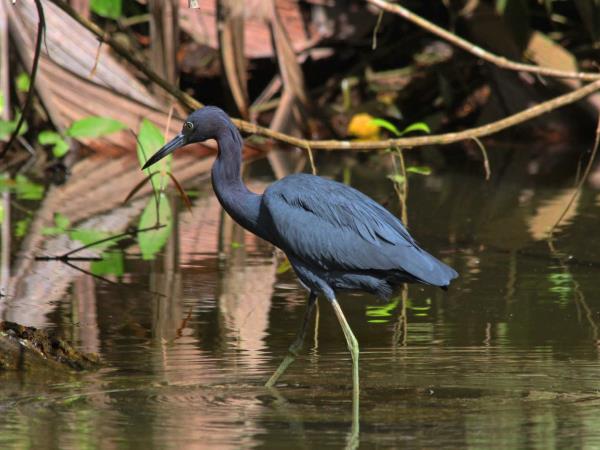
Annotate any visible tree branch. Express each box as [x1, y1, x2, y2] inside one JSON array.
[[232, 79, 600, 150], [366, 0, 600, 81]]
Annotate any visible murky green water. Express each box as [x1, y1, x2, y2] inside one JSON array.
[[2, 156, 600, 449]]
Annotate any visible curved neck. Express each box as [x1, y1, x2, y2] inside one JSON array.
[[211, 126, 262, 236]]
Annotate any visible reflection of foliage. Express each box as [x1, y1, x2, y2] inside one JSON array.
[[366, 298, 399, 323], [0, 174, 44, 200], [15, 218, 31, 238], [42, 213, 70, 235], [547, 271, 573, 306], [39, 116, 127, 158], [90, 250, 123, 277], [70, 229, 124, 277], [407, 297, 432, 317], [43, 221, 126, 277], [367, 296, 432, 324], [135, 119, 173, 260], [138, 193, 172, 260], [276, 257, 292, 274]]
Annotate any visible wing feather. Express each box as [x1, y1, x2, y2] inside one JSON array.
[[262, 174, 456, 286]]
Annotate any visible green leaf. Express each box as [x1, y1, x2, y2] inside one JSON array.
[[406, 166, 432, 176], [496, 0, 508, 14], [91, 250, 124, 277], [402, 122, 431, 135], [69, 229, 113, 251], [370, 118, 401, 137], [15, 218, 31, 237], [90, 0, 122, 19], [16, 72, 31, 92], [138, 194, 172, 260], [54, 213, 70, 230], [387, 173, 405, 184], [0, 113, 28, 141], [42, 212, 70, 236], [39, 130, 70, 158], [231, 241, 243, 249], [42, 226, 64, 236], [66, 117, 126, 138], [14, 175, 43, 200], [137, 119, 166, 167], [52, 140, 70, 158], [371, 118, 431, 137], [0, 174, 44, 200], [38, 130, 63, 145], [276, 258, 292, 274], [0, 92, 4, 112], [0, 203, 4, 224], [137, 119, 167, 193]]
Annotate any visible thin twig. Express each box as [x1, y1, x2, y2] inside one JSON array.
[[548, 114, 600, 238], [0, 0, 45, 159], [61, 258, 167, 298], [471, 137, 491, 180], [366, 0, 600, 81], [372, 10, 384, 50], [61, 259, 119, 285], [305, 143, 317, 175], [37, 223, 166, 260], [88, 31, 105, 78], [396, 148, 408, 225]]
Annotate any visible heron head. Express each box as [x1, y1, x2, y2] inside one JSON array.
[[142, 106, 231, 170]]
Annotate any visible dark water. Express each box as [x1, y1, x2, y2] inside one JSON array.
[[2, 158, 600, 449]]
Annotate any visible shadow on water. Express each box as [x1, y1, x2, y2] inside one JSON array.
[[2, 144, 600, 448]]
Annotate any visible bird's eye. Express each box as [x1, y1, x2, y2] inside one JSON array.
[[184, 121, 194, 131]]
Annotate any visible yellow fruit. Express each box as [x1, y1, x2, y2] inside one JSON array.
[[347, 113, 380, 140]]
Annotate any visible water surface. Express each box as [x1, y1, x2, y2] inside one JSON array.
[[2, 158, 600, 449]]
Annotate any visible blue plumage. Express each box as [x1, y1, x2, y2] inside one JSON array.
[[262, 173, 457, 299]]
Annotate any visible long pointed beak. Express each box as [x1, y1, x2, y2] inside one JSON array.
[[141, 133, 186, 170]]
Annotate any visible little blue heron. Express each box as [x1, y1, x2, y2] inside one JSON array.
[[142, 106, 458, 404]]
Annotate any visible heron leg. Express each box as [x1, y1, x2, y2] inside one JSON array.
[[328, 297, 360, 445], [265, 292, 317, 387]]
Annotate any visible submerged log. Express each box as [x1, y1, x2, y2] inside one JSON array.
[[0, 321, 100, 372]]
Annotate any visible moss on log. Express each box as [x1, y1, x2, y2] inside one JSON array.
[[0, 321, 101, 372]]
